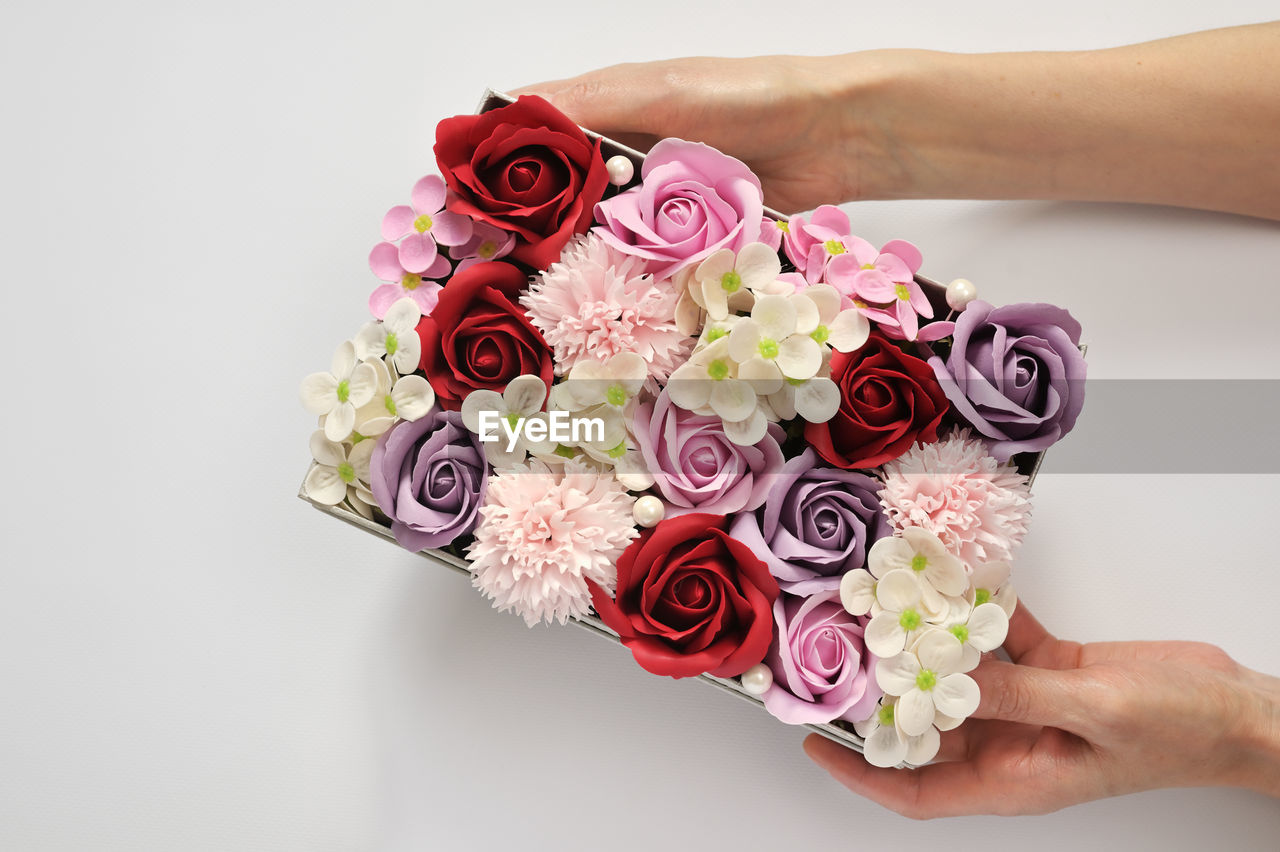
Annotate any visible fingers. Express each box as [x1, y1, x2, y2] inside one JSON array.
[[509, 64, 673, 139], [969, 659, 1096, 736], [804, 734, 996, 819], [1002, 601, 1054, 663]]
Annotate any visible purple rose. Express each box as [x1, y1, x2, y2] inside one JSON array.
[[369, 408, 487, 551], [760, 590, 881, 726], [632, 390, 785, 517], [927, 301, 1087, 460], [592, 138, 780, 279], [730, 449, 889, 595]]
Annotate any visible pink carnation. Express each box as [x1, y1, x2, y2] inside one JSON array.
[[878, 428, 1032, 571], [521, 233, 692, 382], [466, 459, 638, 627]]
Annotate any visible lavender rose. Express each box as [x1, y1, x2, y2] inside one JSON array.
[[760, 590, 881, 726], [730, 449, 889, 595], [632, 390, 785, 517], [593, 138, 780, 279], [927, 301, 1087, 460], [369, 407, 487, 551]]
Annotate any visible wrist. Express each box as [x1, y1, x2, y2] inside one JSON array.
[[1226, 668, 1280, 797]]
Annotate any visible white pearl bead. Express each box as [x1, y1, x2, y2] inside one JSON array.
[[605, 154, 635, 186], [632, 495, 665, 528], [740, 663, 773, 695], [945, 277, 978, 311]]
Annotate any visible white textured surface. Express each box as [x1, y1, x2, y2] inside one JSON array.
[[3, 2, 1279, 849]]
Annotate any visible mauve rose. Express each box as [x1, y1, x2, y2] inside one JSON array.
[[927, 301, 1086, 460], [369, 407, 487, 551], [760, 589, 881, 725], [730, 449, 890, 595], [593, 138, 780, 279], [632, 389, 785, 517]]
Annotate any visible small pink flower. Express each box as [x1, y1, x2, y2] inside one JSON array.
[[782, 204, 855, 284], [448, 221, 515, 273], [381, 175, 474, 274], [826, 238, 933, 339], [367, 241, 448, 319]]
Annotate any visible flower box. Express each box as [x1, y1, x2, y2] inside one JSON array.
[[299, 89, 1081, 765]]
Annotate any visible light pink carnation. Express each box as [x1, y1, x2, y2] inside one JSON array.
[[878, 428, 1032, 571], [466, 458, 638, 627], [521, 234, 692, 381]]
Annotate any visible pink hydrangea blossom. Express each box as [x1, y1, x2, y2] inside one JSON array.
[[781, 205, 855, 284], [878, 428, 1032, 572], [381, 174, 473, 274], [367, 241, 449, 318], [449, 221, 515, 273], [825, 237, 933, 339]]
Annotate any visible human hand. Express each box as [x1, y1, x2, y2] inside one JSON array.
[[513, 55, 906, 215], [805, 604, 1280, 818]]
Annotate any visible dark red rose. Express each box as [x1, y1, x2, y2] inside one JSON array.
[[805, 331, 948, 469], [434, 95, 609, 270], [589, 513, 780, 679], [416, 260, 553, 409]]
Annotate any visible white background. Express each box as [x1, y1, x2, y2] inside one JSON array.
[[3, 1, 1279, 849]]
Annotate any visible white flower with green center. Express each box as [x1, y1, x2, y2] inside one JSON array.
[[696, 314, 742, 349], [853, 699, 941, 768], [767, 351, 840, 423], [974, 582, 1018, 619], [876, 628, 981, 737], [564, 351, 647, 412], [303, 430, 374, 509], [354, 297, 422, 376], [867, 527, 968, 598], [727, 294, 823, 383], [944, 601, 1011, 673], [861, 568, 937, 657], [460, 374, 550, 469], [692, 242, 780, 321], [300, 341, 379, 442], [666, 337, 759, 422], [800, 283, 871, 353], [351, 357, 436, 437]]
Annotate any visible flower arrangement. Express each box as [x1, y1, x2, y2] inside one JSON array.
[[299, 91, 1087, 768]]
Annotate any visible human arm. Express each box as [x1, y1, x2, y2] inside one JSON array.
[[802, 605, 1280, 818], [515, 22, 1280, 219]]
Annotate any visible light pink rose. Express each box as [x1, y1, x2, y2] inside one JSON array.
[[592, 138, 781, 279]]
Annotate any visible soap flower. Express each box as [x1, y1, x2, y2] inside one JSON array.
[[449, 221, 515, 272], [299, 340, 378, 442], [666, 337, 775, 444], [781, 205, 856, 284], [853, 698, 941, 768], [521, 233, 691, 383], [354, 297, 422, 377], [727, 294, 823, 382], [351, 356, 436, 438], [729, 449, 890, 595], [826, 237, 933, 340], [875, 628, 981, 737], [380, 174, 474, 273], [460, 374, 550, 469], [593, 138, 780, 279], [759, 589, 882, 726], [631, 389, 785, 517], [303, 430, 375, 513], [466, 458, 638, 626], [879, 427, 1033, 571], [689, 242, 782, 321], [367, 241, 449, 319]]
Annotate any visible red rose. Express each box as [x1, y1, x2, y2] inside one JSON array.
[[805, 331, 948, 469], [434, 95, 609, 270], [589, 513, 780, 679], [416, 261, 553, 409]]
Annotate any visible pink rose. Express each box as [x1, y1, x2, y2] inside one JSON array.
[[592, 139, 780, 279], [761, 589, 882, 725]]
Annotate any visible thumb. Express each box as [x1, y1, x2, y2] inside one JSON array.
[[969, 659, 1097, 736]]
